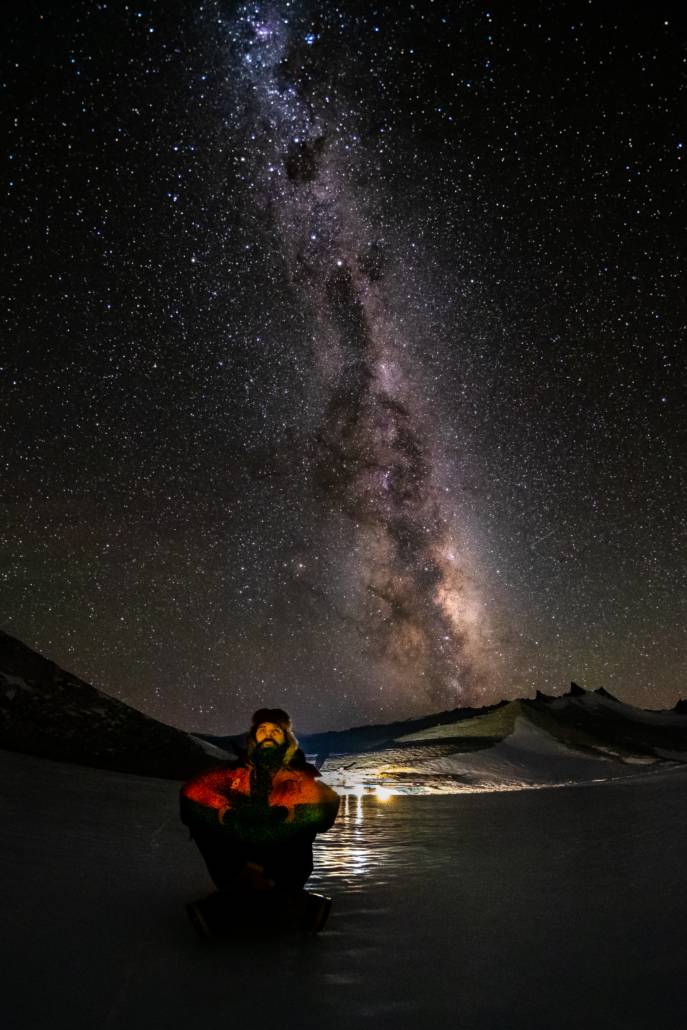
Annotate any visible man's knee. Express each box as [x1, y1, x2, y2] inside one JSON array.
[[190, 828, 247, 887], [262, 842, 313, 889]]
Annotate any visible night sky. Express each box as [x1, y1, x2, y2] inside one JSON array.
[[2, 1, 685, 734]]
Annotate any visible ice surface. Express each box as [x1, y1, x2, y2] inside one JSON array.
[[1, 747, 686, 1030]]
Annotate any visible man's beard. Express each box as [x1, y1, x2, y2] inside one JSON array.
[[253, 740, 288, 769]]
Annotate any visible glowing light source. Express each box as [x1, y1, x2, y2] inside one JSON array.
[[375, 786, 394, 801]]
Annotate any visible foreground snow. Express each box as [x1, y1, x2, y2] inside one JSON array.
[[1, 748, 686, 1029]]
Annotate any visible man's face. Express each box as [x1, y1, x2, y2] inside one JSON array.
[[255, 722, 286, 748]]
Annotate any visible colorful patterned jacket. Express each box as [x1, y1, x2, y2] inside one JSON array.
[[179, 747, 340, 846]]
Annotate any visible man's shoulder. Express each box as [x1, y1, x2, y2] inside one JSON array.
[[285, 749, 320, 778]]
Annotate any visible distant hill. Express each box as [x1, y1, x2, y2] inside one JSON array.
[[203, 684, 687, 771], [527, 682, 687, 759], [0, 629, 229, 778]]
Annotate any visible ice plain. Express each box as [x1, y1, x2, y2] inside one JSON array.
[[2, 746, 686, 1030]]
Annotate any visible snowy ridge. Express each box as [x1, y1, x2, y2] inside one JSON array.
[[315, 690, 687, 795]]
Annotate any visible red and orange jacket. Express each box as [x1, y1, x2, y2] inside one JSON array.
[[179, 751, 340, 845]]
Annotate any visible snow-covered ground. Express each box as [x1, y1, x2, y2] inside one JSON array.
[[2, 747, 686, 1030]]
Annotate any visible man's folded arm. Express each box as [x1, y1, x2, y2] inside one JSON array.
[[284, 782, 341, 835], [180, 768, 341, 841], [179, 769, 240, 830]]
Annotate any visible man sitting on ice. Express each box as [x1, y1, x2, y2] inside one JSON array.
[[180, 708, 340, 933]]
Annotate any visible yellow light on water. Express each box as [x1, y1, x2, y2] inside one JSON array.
[[375, 786, 395, 802]]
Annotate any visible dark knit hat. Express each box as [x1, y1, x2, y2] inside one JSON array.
[[250, 707, 292, 737]]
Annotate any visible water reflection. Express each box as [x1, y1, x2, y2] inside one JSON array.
[[322, 792, 372, 887], [342, 790, 364, 826], [310, 792, 454, 893]]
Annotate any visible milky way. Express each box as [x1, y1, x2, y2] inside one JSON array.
[[225, 4, 501, 705]]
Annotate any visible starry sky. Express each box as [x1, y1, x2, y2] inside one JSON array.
[[2, 1, 685, 734]]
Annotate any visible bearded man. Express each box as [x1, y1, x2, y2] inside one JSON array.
[[180, 708, 340, 933]]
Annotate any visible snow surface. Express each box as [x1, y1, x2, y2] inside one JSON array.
[[2, 747, 686, 1029]]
